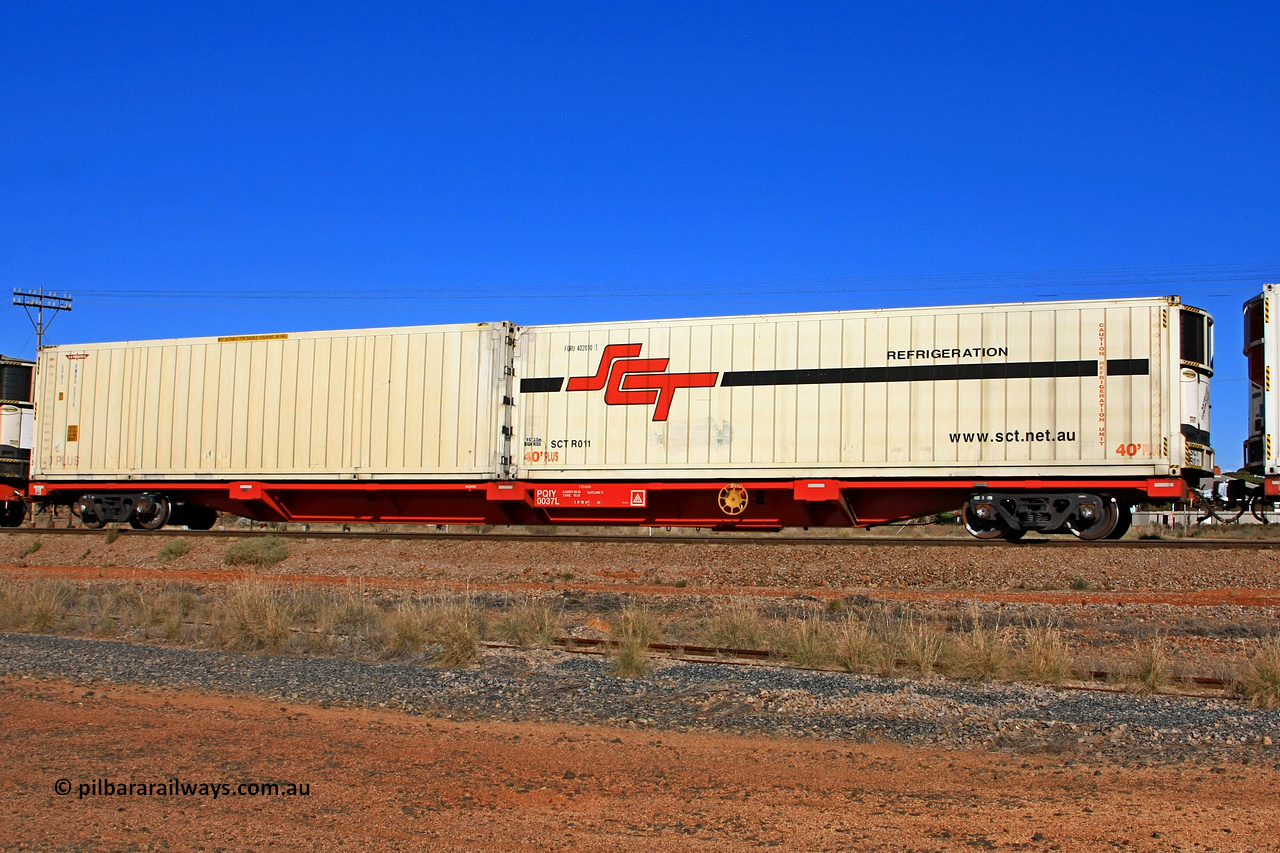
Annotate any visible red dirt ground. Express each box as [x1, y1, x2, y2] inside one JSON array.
[[4, 676, 1277, 852], [7, 561, 1280, 608]]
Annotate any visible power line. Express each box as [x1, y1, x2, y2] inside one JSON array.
[[13, 287, 73, 351], [61, 262, 1279, 303]]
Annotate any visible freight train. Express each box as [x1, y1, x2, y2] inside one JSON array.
[[1, 292, 1254, 540]]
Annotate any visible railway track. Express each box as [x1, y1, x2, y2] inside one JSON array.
[[5, 525, 1280, 549], [33, 606, 1245, 696], [502, 637, 1241, 694]]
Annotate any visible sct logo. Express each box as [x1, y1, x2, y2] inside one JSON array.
[[567, 344, 717, 422]]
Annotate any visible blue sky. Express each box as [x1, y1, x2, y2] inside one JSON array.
[[2, 3, 1277, 465]]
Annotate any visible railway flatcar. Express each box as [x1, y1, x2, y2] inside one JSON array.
[[18, 296, 1214, 539]]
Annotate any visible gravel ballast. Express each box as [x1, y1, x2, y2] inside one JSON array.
[[3, 632, 1277, 766]]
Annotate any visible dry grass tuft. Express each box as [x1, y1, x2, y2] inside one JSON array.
[[772, 614, 835, 669], [494, 598, 559, 648], [140, 584, 200, 641], [899, 618, 947, 676], [832, 612, 877, 673], [0, 579, 71, 632], [0, 581, 22, 630], [213, 580, 297, 652], [951, 612, 1010, 681], [224, 536, 289, 568], [1017, 624, 1074, 688], [325, 586, 381, 632], [381, 598, 432, 658], [306, 585, 385, 653], [1136, 523, 1165, 540], [610, 605, 661, 677], [100, 583, 144, 633], [25, 580, 71, 632], [865, 607, 923, 676], [706, 599, 766, 650], [426, 596, 483, 667], [1242, 638, 1280, 709], [1129, 639, 1174, 695]]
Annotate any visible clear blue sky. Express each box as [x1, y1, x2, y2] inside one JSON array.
[[2, 3, 1277, 465]]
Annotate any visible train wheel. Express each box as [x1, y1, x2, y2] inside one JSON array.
[[1068, 496, 1120, 541], [1, 501, 25, 527], [962, 502, 1007, 540], [129, 496, 171, 530], [73, 498, 104, 529], [182, 505, 219, 531], [1105, 503, 1133, 540], [1252, 496, 1272, 524]]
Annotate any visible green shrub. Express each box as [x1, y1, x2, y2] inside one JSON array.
[[158, 539, 192, 562], [224, 536, 289, 567]]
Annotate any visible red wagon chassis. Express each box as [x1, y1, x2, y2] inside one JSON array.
[[26, 477, 1189, 530]]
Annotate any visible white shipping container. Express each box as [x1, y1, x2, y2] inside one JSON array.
[[0, 405, 33, 451], [514, 297, 1211, 480], [32, 323, 514, 482]]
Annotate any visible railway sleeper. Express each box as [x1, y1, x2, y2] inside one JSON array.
[[964, 491, 1130, 541]]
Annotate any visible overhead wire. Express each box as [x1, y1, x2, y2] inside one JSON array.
[[63, 261, 1279, 303]]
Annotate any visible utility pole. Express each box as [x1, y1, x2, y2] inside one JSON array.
[[13, 287, 73, 353]]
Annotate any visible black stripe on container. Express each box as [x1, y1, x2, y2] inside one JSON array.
[[520, 377, 565, 393], [719, 360, 1101, 387], [1105, 358, 1150, 376]]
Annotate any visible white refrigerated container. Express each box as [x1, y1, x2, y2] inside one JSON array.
[[32, 323, 515, 482], [1244, 283, 1280, 474], [514, 297, 1213, 480]]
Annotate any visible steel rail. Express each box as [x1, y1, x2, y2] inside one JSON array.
[[6, 525, 1280, 550], [499, 637, 1249, 691], [34, 613, 1244, 697]]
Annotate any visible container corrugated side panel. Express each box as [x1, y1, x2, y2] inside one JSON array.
[[32, 323, 509, 481], [1265, 284, 1280, 474], [514, 298, 1176, 480]]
